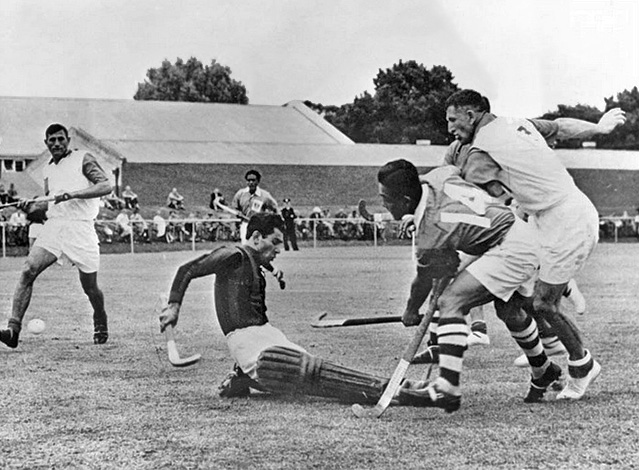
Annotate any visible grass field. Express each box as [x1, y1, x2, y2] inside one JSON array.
[[1, 243, 638, 469]]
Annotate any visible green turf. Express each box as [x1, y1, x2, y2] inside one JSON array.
[[1, 244, 638, 469]]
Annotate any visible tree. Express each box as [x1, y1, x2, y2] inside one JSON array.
[[134, 57, 248, 104], [315, 61, 459, 144]]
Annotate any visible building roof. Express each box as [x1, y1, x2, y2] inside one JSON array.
[[0, 96, 352, 158]]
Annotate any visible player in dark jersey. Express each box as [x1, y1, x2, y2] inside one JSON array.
[[379, 160, 561, 412], [159, 212, 435, 406]]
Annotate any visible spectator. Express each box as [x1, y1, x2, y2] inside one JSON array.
[[121, 185, 140, 210], [8, 209, 28, 246], [114, 209, 132, 240], [130, 208, 150, 242], [167, 210, 183, 242], [209, 188, 226, 210], [102, 190, 124, 211], [167, 187, 185, 210], [184, 212, 197, 240], [0, 185, 8, 205], [153, 210, 167, 242], [7, 183, 18, 204], [281, 198, 299, 251]]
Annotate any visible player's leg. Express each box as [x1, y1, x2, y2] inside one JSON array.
[[223, 323, 391, 403], [467, 305, 490, 346], [563, 278, 586, 315], [79, 271, 108, 344], [494, 293, 562, 403], [0, 246, 57, 348], [513, 298, 567, 368], [536, 192, 599, 399]]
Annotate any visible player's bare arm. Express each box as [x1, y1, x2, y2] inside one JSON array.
[[553, 108, 626, 141], [403, 269, 434, 326]]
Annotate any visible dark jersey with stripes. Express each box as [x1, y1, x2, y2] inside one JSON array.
[[168, 245, 267, 335]]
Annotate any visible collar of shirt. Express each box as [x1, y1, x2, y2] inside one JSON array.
[[245, 187, 263, 197], [49, 149, 73, 165]]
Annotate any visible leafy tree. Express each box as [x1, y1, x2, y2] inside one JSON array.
[[316, 61, 459, 144], [134, 57, 248, 104]]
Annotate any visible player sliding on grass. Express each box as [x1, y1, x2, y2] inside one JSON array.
[[159, 212, 428, 406], [379, 160, 561, 412], [0, 123, 113, 348]]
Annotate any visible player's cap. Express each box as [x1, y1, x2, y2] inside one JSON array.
[[283, 198, 290, 203]]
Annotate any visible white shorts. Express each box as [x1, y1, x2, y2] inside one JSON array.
[[226, 323, 307, 379], [531, 191, 599, 285], [466, 217, 539, 301], [34, 219, 100, 273], [28, 223, 44, 239]]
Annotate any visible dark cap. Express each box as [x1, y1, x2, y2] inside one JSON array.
[[283, 198, 291, 203]]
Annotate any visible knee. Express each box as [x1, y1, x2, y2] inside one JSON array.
[[532, 295, 558, 318], [436, 293, 464, 319], [20, 261, 40, 284]]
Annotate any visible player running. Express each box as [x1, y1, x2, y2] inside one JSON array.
[[379, 160, 561, 412], [443, 89, 626, 399]]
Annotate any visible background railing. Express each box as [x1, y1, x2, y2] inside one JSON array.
[[1, 215, 636, 257]]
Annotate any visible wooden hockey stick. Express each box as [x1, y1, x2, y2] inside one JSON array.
[[351, 277, 449, 418], [311, 312, 423, 328], [0, 195, 55, 210], [164, 324, 202, 368]]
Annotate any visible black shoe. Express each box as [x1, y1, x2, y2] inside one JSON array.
[[412, 345, 439, 364], [396, 381, 461, 413], [524, 362, 563, 403], [0, 329, 19, 349], [93, 324, 109, 345], [218, 365, 253, 398]]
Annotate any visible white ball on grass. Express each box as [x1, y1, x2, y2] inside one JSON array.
[[27, 319, 46, 335]]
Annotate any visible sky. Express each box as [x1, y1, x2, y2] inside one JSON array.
[[0, 0, 637, 117]]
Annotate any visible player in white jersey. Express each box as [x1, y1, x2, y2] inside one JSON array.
[[0, 124, 113, 349], [443, 90, 626, 399]]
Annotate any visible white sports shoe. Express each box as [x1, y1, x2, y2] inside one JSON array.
[[557, 360, 601, 400], [513, 341, 567, 368], [467, 331, 490, 347], [565, 279, 587, 315]]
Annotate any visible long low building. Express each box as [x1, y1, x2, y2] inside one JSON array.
[[1, 96, 638, 215]]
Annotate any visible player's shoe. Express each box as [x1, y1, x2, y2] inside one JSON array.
[[467, 331, 490, 347], [557, 360, 601, 400], [411, 345, 439, 364], [218, 365, 253, 398], [93, 325, 109, 345], [524, 362, 563, 403], [396, 379, 461, 413], [0, 328, 19, 349], [563, 279, 586, 315], [514, 341, 567, 368]]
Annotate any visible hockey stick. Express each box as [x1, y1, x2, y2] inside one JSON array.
[[164, 324, 202, 368], [351, 277, 449, 418], [311, 312, 423, 328], [156, 296, 202, 367], [211, 195, 249, 221], [357, 199, 374, 222], [0, 195, 55, 210]]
